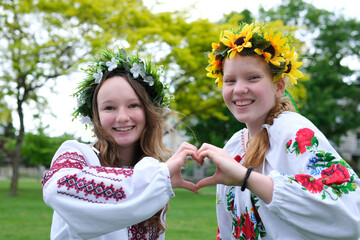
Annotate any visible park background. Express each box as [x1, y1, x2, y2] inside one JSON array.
[[1, 0, 360, 239]]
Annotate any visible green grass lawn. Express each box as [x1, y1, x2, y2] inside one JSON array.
[[0, 178, 217, 239]]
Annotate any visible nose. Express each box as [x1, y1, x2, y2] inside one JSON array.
[[116, 107, 130, 122], [233, 80, 248, 94]]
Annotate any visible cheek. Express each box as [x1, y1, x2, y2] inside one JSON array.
[[222, 88, 231, 103], [99, 113, 112, 127], [132, 110, 146, 125], [258, 87, 277, 106]]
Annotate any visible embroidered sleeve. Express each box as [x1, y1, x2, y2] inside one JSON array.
[[266, 126, 360, 239], [42, 141, 174, 239]]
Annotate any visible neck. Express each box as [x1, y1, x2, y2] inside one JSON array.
[[118, 143, 140, 167]]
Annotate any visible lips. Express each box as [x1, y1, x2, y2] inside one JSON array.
[[234, 99, 254, 106], [113, 126, 134, 132]]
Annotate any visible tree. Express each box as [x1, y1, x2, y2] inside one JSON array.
[[21, 130, 74, 168], [0, 0, 175, 195], [0, 0, 86, 195], [259, 0, 360, 145]]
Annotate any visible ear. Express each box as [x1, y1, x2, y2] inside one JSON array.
[[275, 78, 286, 99]]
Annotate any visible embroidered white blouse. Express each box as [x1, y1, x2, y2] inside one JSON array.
[[216, 111, 360, 240], [42, 140, 174, 240]]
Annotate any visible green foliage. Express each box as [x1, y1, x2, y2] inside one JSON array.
[[259, 0, 360, 145], [2, 130, 73, 167], [21, 131, 74, 167]]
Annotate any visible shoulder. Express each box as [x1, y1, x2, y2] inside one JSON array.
[[52, 140, 98, 165], [56, 140, 92, 153], [264, 111, 321, 140], [270, 111, 316, 130], [265, 111, 337, 158]]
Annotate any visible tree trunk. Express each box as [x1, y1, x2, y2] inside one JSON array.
[[8, 98, 25, 196]]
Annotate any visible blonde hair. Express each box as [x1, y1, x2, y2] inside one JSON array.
[[243, 98, 295, 168], [92, 69, 171, 234]]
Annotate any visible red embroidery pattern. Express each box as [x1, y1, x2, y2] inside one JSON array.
[[42, 152, 87, 186], [91, 166, 134, 178], [295, 128, 315, 154], [57, 191, 108, 204], [295, 174, 324, 193], [58, 174, 126, 201], [128, 223, 160, 240], [217, 227, 221, 240]]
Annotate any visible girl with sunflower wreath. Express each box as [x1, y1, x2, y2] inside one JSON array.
[[42, 47, 199, 240], [197, 21, 360, 239]]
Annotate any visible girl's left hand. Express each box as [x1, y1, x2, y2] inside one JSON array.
[[166, 142, 200, 194]]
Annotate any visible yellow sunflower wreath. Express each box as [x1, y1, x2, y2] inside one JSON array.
[[206, 21, 304, 89]]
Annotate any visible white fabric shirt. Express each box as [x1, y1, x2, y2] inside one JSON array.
[[217, 111, 360, 240], [42, 140, 174, 240]]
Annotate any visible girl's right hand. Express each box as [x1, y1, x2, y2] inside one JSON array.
[[196, 143, 274, 203], [196, 143, 247, 189]]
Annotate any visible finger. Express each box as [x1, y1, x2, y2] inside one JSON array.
[[198, 149, 214, 164], [180, 181, 199, 194], [196, 176, 217, 189]]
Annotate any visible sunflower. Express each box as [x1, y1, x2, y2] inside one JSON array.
[[221, 22, 259, 59], [262, 29, 288, 66], [278, 46, 304, 85]]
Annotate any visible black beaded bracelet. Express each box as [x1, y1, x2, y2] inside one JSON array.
[[241, 166, 253, 191]]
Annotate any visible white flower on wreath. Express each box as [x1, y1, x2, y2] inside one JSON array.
[[80, 115, 92, 125], [93, 68, 103, 84], [106, 57, 118, 71], [143, 75, 154, 86], [130, 63, 144, 78]]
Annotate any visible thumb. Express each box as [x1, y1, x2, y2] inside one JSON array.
[[196, 176, 217, 189]]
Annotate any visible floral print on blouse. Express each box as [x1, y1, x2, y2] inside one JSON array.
[[216, 111, 360, 240], [286, 128, 357, 199]]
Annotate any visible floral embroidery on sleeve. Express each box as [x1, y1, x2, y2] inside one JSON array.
[[217, 227, 222, 240], [285, 128, 358, 200], [286, 128, 317, 155]]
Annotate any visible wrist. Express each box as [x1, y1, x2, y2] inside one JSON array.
[[241, 166, 253, 191]]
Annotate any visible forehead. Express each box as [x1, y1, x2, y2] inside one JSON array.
[[97, 76, 139, 102], [223, 54, 270, 74]]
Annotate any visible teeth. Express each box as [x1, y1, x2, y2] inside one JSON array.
[[235, 100, 252, 106], [115, 127, 133, 131]]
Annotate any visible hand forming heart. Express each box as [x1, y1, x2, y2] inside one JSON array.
[[166, 142, 248, 194]]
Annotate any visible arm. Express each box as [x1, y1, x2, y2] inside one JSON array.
[[262, 124, 360, 239], [42, 140, 174, 239]]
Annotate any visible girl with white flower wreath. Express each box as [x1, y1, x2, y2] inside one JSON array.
[[197, 21, 360, 239], [42, 47, 200, 240]]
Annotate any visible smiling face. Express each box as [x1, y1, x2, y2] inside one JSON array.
[[222, 54, 285, 134], [97, 76, 146, 149]]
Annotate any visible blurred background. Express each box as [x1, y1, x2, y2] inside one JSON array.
[[1, 0, 359, 205]]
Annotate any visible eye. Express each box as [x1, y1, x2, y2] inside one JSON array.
[[249, 75, 260, 80], [104, 106, 115, 110], [224, 78, 235, 83], [129, 103, 141, 108]]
